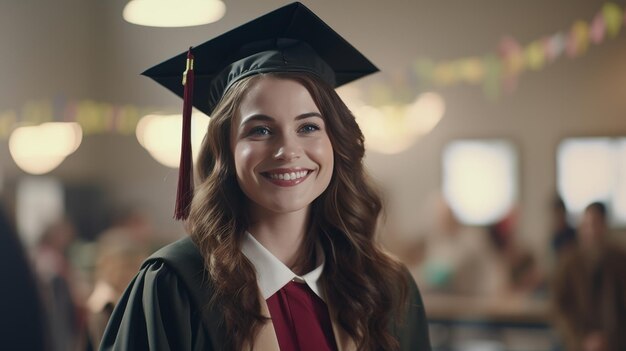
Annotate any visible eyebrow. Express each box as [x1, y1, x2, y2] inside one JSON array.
[[240, 112, 323, 125]]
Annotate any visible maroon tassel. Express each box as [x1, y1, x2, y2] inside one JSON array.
[[174, 47, 195, 220]]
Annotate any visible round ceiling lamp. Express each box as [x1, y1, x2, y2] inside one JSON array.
[[8, 122, 83, 175], [338, 87, 445, 154], [123, 0, 226, 28]]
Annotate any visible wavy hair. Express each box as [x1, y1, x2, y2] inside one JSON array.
[[189, 72, 408, 350]]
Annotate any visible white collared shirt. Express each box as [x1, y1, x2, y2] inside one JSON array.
[[241, 232, 325, 301]]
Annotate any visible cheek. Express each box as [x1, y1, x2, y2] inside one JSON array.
[[310, 137, 334, 174], [233, 143, 257, 177]]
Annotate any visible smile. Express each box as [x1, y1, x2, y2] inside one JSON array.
[[261, 169, 312, 187]]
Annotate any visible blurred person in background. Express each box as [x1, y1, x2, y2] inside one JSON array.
[[34, 218, 85, 351], [550, 195, 576, 257], [553, 200, 626, 350], [110, 207, 159, 249], [578, 202, 609, 250], [0, 205, 48, 350], [551, 243, 626, 351], [487, 210, 545, 297], [413, 195, 505, 297], [86, 228, 149, 349]]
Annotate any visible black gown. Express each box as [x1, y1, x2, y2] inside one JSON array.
[[99, 237, 431, 350]]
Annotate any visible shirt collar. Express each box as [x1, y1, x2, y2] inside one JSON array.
[[241, 232, 325, 301]]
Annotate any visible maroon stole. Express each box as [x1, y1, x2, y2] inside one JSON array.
[[266, 281, 338, 351]]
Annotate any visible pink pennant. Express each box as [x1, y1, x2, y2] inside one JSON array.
[[63, 101, 78, 122], [498, 35, 522, 57], [498, 36, 524, 93], [590, 13, 606, 44]]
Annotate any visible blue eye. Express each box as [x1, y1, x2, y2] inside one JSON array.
[[299, 123, 320, 134], [248, 126, 271, 136]]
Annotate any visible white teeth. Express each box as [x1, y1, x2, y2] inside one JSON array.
[[268, 170, 309, 180]]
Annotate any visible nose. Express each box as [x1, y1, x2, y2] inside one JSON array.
[[273, 134, 301, 161]]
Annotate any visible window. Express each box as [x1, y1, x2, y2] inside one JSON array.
[[442, 139, 518, 225], [558, 137, 626, 225]]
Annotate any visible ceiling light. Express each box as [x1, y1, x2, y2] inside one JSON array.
[[123, 0, 226, 28], [9, 122, 82, 175], [338, 87, 445, 154]]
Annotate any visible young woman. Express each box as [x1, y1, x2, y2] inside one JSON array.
[[100, 3, 430, 351]]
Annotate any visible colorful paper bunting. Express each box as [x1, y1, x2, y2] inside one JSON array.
[[409, 1, 623, 99], [566, 20, 590, 58], [602, 2, 623, 37], [0, 98, 154, 140], [1, 1, 624, 142], [458, 58, 485, 84], [545, 32, 567, 62], [525, 40, 546, 71], [482, 55, 503, 100], [590, 13, 607, 44]]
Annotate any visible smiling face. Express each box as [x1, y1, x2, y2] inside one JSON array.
[[231, 76, 334, 217]]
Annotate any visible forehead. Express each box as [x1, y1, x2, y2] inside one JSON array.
[[237, 76, 320, 119]]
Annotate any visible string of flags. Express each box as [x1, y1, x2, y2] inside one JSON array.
[[410, 2, 625, 99], [0, 2, 624, 140], [0, 99, 159, 140]]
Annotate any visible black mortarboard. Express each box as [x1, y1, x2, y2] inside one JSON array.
[[143, 1, 378, 116], [142, 1, 378, 219]]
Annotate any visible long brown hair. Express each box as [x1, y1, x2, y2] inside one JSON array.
[[189, 72, 408, 350]]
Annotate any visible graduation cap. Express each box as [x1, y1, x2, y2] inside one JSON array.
[[142, 1, 379, 220]]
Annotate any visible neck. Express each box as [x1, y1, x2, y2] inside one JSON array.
[[247, 206, 312, 274]]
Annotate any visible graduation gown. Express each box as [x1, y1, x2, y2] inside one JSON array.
[[99, 237, 431, 351]]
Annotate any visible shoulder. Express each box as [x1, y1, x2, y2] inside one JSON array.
[[146, 236, 205, 277], [400, 266, 427, 320], [144, 236, 213, 308], [100, 237, 216, 350], [396, 266, 432, 351], [148, 236, 203, 265]]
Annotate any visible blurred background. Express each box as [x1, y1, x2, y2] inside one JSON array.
[[1, 0, 626, 350]]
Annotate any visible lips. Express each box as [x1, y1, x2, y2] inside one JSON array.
[[261, 168, 313, 187]]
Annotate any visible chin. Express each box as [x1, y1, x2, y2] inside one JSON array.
[[254, 194, 318, 215], [264, 202, 310, 215]]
